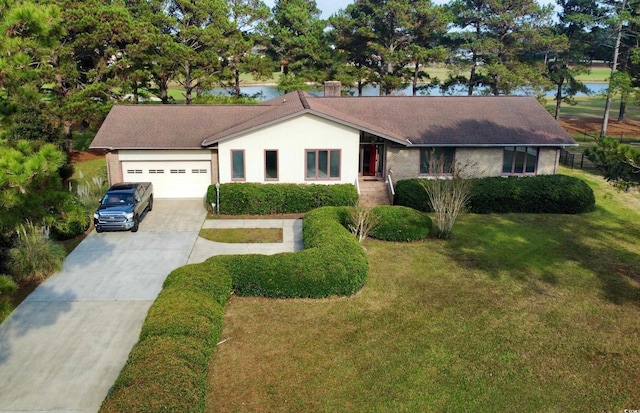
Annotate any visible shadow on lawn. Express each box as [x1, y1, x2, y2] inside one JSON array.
[[445, 208, 640, 307]]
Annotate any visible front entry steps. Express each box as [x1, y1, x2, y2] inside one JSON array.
[[358, 178, 391, 207]]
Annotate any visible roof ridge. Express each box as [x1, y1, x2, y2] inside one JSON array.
[[297, 90, 310, 109]]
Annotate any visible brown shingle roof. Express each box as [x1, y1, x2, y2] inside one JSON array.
[[90, 91, 576, 150]]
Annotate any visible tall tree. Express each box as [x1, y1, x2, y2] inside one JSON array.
[[331, 0, 448, 96], [269, 0, 329, 85], [329, 6, 377, 95], [162, 0, 232, 104], [219, 0, 274, 98], [405, 2, 450, 95], [545, 0, 601, 119], [449, 0, 558, 96]]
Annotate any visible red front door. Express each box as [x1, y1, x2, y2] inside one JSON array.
[[368, 144, 377, 176]]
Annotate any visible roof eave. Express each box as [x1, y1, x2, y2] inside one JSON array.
[[408, 143, 579, 147]]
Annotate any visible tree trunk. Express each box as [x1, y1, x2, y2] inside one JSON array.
[[412, 62, 419, 96], [601, 0, 626, 137], [132, 81, 139, 104], [159, 77, 169, 104], [234, 69, 241, 98], [618, 92, 628, 122], [554, 82, 563, 120], [184, 61, 193, 105], [357, 79, 363, 97], [468, 64, 476, 96]]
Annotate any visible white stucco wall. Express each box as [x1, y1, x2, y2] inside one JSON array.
[[217, 114, 360, 185]]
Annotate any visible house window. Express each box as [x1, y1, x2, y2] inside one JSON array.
[[231, 150, 245, 180], [306, 149, 340, 180], [419, 148, 455, 175], [503, 147, 538, 175], [265, 150, 278, 180]]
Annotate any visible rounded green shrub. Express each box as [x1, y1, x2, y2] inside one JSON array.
[[51, 198, 90, 240], [467, 175, 595, 214], [394, 179, 432, 212], [370, 206, 431, 242]]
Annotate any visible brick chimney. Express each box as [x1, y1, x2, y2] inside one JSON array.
[[324, 81, 342, 97]]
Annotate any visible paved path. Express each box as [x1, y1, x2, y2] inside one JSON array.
[[189, 219, 303, 263], [0, 207, 302, 413]]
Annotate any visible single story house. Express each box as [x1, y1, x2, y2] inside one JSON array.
[[89, 87, 577, 199]]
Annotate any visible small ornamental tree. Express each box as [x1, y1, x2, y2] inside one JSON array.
[[348, 200, 380, 243], [420, 151, 471, 239]]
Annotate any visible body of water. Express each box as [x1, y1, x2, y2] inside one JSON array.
[[210, 82, 609, 101]]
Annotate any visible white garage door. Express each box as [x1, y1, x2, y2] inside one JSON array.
[[122, 161, 212, 198]]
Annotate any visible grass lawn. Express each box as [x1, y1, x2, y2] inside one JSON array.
[[206, 167, 640, 412], [199, 228, 283, 243]]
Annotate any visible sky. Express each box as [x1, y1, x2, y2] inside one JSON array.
[[263, 0, 558, 19]]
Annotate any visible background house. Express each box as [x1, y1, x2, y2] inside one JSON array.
[[90, 90, 577, 199]]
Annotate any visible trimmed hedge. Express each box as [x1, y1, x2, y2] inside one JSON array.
[[207, 183, 358, 215], [101, 261, 233, 413], [100, 207, 368, 412], [229, 207, 368, 298], [369, 206, 432, 242], [395, 175, 595, 214]]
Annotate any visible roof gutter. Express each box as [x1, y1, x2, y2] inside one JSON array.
[[408, 143, 579, 148]]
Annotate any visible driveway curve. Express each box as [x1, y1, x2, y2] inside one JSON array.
[[0, 199, 206, 413]]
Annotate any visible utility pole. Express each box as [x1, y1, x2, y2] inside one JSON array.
[[601, 0, 627, 138]]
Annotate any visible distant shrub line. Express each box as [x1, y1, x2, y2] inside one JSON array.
[[100, 206, 369, 412], [395, 175, 595, 214], [206, 183, 358, 215]]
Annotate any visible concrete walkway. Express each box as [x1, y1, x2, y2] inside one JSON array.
[[0, 209, 303, 413], [188, 219, 303, 264]]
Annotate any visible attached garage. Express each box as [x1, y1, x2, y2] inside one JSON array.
[[112, 150, 214, 199]]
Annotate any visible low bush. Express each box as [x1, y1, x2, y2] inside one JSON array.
[[394, 179, 433, 212], [7, 221, 66, 285], [51, 197, 91, 240], [395, 175, 595, 214], [100, 206, 368, 412], [369, 206, 432, 242], [207, 183, 358, 215]]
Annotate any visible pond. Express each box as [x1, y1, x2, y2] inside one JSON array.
[[209, 82, 609, 101]]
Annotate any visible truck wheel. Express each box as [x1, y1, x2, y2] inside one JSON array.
[[131, 216, 139, 232], [95, 227, 103, 233], [148, 195, 153, 212]]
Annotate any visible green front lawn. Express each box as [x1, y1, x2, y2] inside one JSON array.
[[199, 228, 283, 243], [206, 167, 640, 411]]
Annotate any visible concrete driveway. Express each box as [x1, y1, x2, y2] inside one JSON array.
[[0, 199, 207, 413]]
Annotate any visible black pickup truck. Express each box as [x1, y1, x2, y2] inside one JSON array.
[[94, 182, 154, 233]]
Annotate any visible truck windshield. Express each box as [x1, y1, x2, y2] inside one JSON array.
[[101, 194, 134, 205]]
